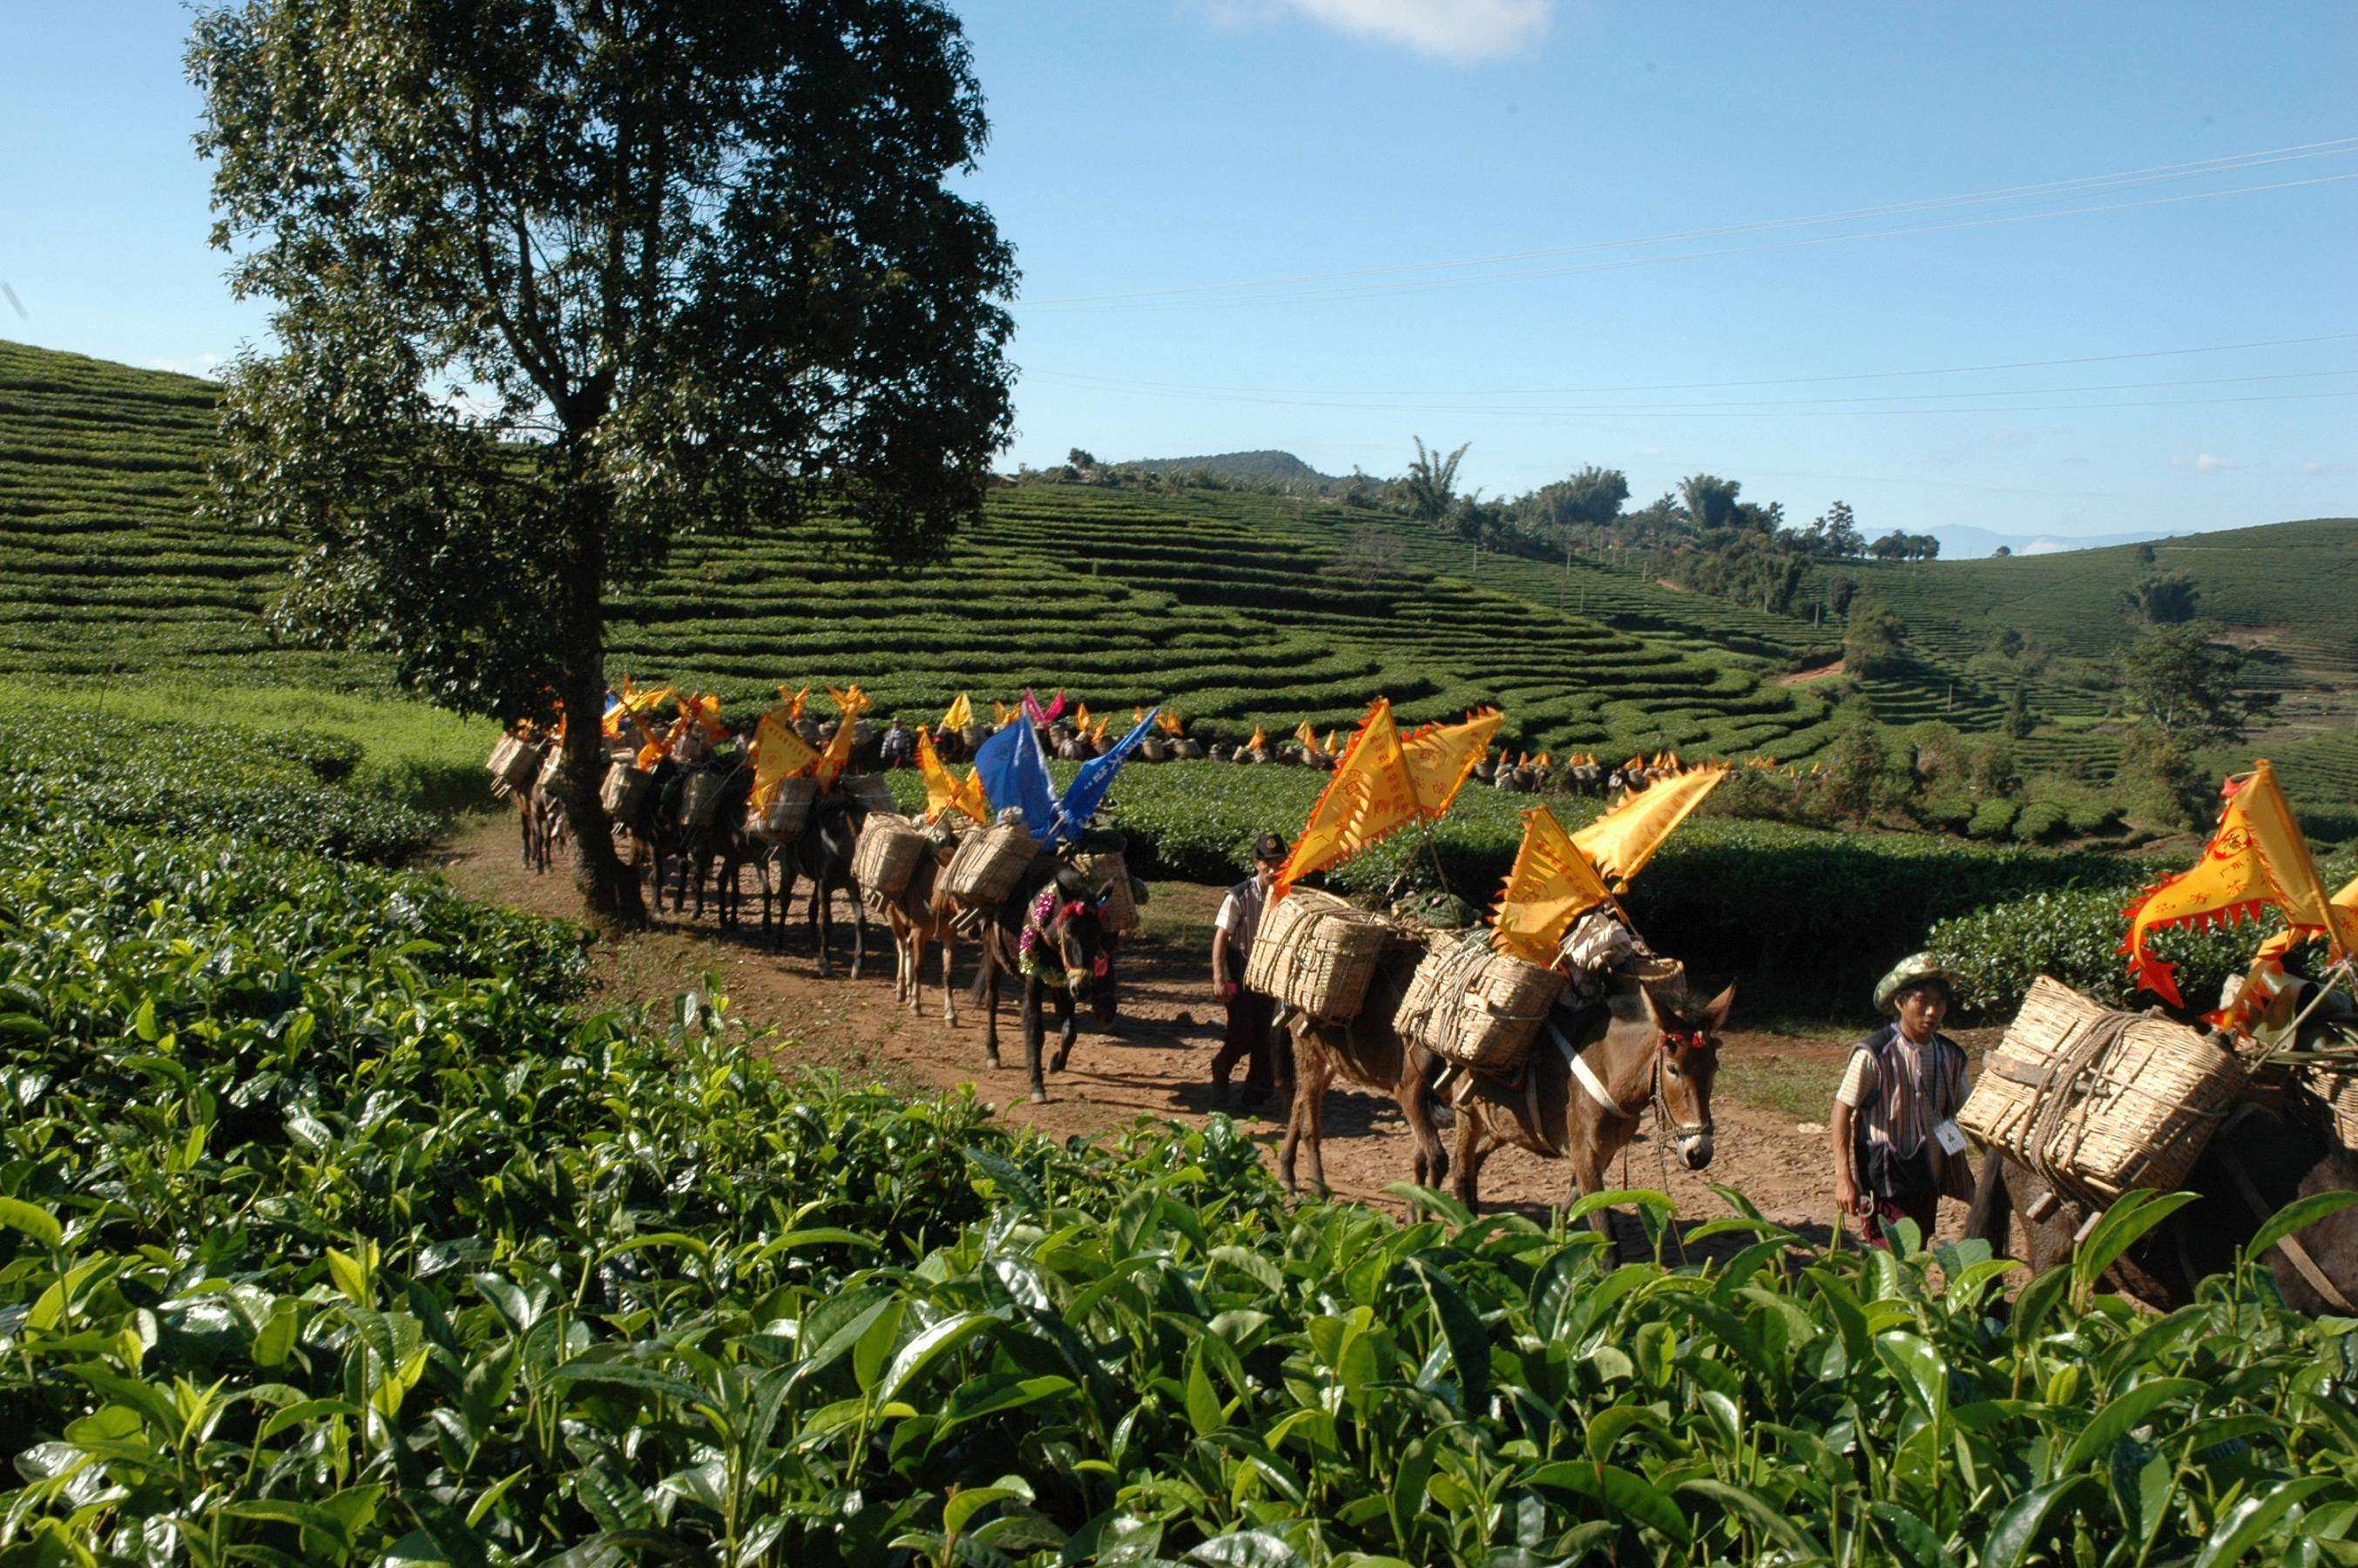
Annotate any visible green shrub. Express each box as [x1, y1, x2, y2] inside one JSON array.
[[1917, 792, 1975, 831], [1965, 797, 2020, 838], [2010, 801, 2066, 841], [2064, 799, 2125, 835]]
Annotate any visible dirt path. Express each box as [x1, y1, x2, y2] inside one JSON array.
[[433, 815, 1963, 1246], [1778, 659, 1847, 685]]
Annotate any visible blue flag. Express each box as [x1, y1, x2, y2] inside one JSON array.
[[1053, 707, 1159, 842], [974, 717, 1057, 839]]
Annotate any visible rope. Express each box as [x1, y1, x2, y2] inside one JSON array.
[[2014, 1012, 2138, 1211]]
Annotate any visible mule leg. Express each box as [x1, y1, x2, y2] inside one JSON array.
[[809, 878, 834, 977], [1276, 1024, 1318, 1191], [1571, 1152, 1621, 1260], [981, 945, 1001, 1068], [1450, 1119, 1487, 1212], [1050, 990, 1078, 1073], [849, 892, 868, 982], [1022, 974, 1048, 1102], [1398, 1056, 1449, 1193], [941, 941, 958, 1028]]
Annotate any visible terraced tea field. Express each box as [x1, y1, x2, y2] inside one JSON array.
[[0, 340, 1837, 760]]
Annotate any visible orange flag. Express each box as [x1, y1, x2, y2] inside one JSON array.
[[1074, 701, 1092, 732], [678, 693, 726, 741], [2122, 760, 2343, 1006], [1492, 806, 1617, 963], [1248, 725, 1268, 752], [814, 709, 860, 789], [752, 708, 820, 808], [1399, 707, 1504, 820], [1573, 765, 1727, 891], [1294, 720, 1322, 754], [940, 692, 973, 732], [778, 684, 809, 720], [917, 727, 990, 826], [1275, 700, 1421, 895], [1158, 707, 1185, 736], [827, 683, 869, 717]]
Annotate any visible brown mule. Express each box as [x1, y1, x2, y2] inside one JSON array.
[[886, 833, 971, 1026], [1281, 946, 1456, 1196], [1444, 973, 1733, 1247]]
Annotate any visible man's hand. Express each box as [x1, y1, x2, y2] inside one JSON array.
[[1213, 979, 1238, 1004], [1834, 1173, 1862, 1218]]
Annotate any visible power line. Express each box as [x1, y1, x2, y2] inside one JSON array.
[[1024, 333, 2358, 400], [1024, 168, 2358, 314], [1024, 136, 2358, 308]]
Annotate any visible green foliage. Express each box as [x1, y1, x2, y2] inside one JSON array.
[[2012, 801, 2068, 841], [1843, 599, 1910, 679], [1, 706, 438, 862], [2116, 626, 2258, 746], [1968, 798, 2022, 839]]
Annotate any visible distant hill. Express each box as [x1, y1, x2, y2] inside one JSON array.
[[1925, 523, 2167, 558], [1117, 449, 1344, 488]]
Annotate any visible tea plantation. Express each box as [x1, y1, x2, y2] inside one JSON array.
[[8, 713, 2358, 1563]]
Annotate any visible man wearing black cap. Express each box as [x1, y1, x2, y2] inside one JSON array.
[[1209, 833, 1288, 1107]]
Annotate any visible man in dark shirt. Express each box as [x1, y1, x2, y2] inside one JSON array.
[[1209, 833, 1287, 1107]]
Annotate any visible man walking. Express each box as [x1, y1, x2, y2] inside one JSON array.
[[1831, 953, 1975, 1247], [1210, 834, 1287, 1108]]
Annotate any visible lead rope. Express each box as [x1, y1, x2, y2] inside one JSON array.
[[1650, 1056, 1690, 1266]]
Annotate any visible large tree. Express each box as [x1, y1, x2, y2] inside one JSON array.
[[1402, 436, 1470, 525], [192, 0, 1017, 925]]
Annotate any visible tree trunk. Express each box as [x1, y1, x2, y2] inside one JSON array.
[[555, 471, 645, 929]]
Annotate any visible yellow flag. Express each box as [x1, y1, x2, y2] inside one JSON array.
[[752, 709, 820, 808], [1492, 806, 1617, 963], [2123, 760, 2343, 1005], [917, 727, 990, 826], [1159, 707, 1185, 736], [941, 692, 972, 733], [814, 709, 860, 789], [1322, 728, 1340, 756], [1074, 701, 1092, 732], [1294, 720, 1321, 754], [1398, 707, 1503, 820], [1248, 724, 1267, 752], [827, 683, 868, 717], [1275, 700, 1421, 894], [1573, 765, 1727, 891], [675, 693, 726, 741]]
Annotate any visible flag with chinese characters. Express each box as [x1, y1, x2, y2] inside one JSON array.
[[752, 709, 819, 808], [1398, 707, 1503, 818], [1275, 700, 1418, 894], [1492, 806, 1616, 963], [2123, 760, 2344, 1005]]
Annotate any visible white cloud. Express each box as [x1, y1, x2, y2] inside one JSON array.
[[2167, 452, 2235, 474], [1225, 0, 1557, 63], [2302, 460, 2355, 476]]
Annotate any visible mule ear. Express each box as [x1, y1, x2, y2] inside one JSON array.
[[1702, 981, 1736, 1033], [1635, 983, 1666, 1034]]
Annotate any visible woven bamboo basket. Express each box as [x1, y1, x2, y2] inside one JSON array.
[[747, 776, 817, 841], [1243, 889, 1392, 1022], [486, 734, 543, 796], [1958, 975, 2247, 1203], [2314, 1067, 2358, 1153], [1138, 737, 1172, 763], [852, 814, 929, 901], [678, 771, 727, 830], [600, 761, 652, 821], [838, 774, 898, 814], [536, 746, 565, 793], [1396, 933, 1564, 1071], [943, 820, 1038, 908], [1071, 846, 1139, 936]]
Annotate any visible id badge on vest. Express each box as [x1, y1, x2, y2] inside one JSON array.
[[1932, 1118, 1969, 1158]]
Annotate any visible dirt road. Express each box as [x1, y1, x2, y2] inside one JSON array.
[[435, 815, 1965, 1246]]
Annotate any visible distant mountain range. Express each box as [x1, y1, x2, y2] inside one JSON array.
[[1922, 524, 2169, 558], [1117, 449, 1344, 487]]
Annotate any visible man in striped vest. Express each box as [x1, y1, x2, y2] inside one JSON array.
[[1832, 952, 1974, 1247]]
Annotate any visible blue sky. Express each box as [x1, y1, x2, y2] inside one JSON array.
[[4, 1, 2353, 541]]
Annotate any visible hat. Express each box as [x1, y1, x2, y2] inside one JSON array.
[[1252, 832, 1288, 863], [1875, 952, 1955, 1016]]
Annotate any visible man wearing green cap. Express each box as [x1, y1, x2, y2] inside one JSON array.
[[1831, 953, 1975, 1245]]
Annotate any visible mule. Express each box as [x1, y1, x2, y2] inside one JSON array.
[[787, 792, 870, 978], [1964, 1087, 2358, 1313], [884, 828, 970, 1024], [969, 863, 1113, 1103], [516, 774, 568, 874], [1440, 974, 1732, 1247], [1280, 943, 1457, 1195], [666, 762, 756, 923]]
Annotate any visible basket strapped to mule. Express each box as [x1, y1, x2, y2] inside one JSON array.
[[1244, 888, 1394, 1023], [837, 774, 898, 814], [600, 760, 652, 821], [1958, 975, 2247, 1206], [852, 813, 929, 908], [1138, 737, 1172, 763], [535, 746, 565, 794], [944, 819, 1038, 909], [748, 776, 818, 842], [678, 770, 728, 830], [487, 733, 544, 797], [1071, 847, 1139, 936], [1395, 929, 1566, 1072]]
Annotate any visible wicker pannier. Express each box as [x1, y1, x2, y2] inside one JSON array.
[[1395, 933, 1565, 1071], [1070, 844, 1139, 936], [536, 746, 565, 794], [852, 813, 929, 904], [487, 733, 544, 796], [944, 819, 1038, 908], [601, 760, 652, 821], [838, 774, 898, 814], [1244, 888, 1393, 1023], [679, 770, 727, 830], [1138, 737, 1172, 763], [1959, 976, 2247, 1204], [748, 776, 817, 842]]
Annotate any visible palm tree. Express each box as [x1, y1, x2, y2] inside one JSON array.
[[1403, 437, 1470, 525]]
